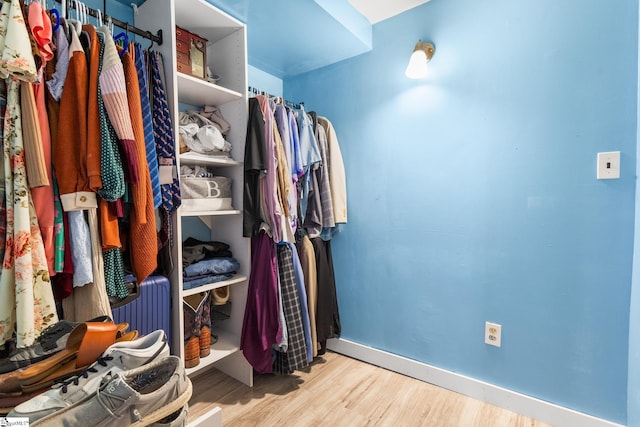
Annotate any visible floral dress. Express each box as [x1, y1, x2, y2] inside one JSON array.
[[0, 0, 58, 348]]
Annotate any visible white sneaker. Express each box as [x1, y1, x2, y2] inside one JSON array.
[[32, 356, 192, 427], [9, 329, 170, 422]]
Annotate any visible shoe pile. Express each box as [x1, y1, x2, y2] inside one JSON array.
[[2, 325, 192, 426], [0, 317, 134, 411]]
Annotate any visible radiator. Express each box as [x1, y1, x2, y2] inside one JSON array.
[[112, 275, 171, 344]]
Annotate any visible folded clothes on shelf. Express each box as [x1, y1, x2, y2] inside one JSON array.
[[182, 237, 232, 267], [183, 257, 240, 277]]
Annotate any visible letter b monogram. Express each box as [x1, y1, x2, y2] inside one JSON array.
[[206, 180, 221, 198]]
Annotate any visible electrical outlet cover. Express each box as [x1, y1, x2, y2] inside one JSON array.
[[485, 322, 502, 347]]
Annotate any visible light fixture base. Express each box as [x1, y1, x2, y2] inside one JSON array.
[[417, 41, 435, 62]]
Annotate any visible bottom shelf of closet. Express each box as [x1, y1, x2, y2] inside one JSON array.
[[186, 329, 240, 376]]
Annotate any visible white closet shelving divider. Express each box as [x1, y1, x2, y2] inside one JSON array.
[[136, 1, 252, 424]]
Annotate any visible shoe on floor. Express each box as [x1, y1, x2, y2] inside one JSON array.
[[0, 316, 112, 374], [31, 355, 192, 427], [9, 329, 169, 423]]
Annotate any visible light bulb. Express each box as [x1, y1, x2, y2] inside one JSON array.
[[405, 48, 428, 79]]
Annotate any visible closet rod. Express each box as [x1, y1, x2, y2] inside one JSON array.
[[55, 0, 163, 46], [248, 86, 303, 109]]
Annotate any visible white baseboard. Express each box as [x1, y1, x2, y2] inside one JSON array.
[[327, 338, 624, 427]]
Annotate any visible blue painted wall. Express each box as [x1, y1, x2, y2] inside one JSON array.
[[286, 0, 638, 423], [248, 65, 283, 97], [629, 4, 640, 425]]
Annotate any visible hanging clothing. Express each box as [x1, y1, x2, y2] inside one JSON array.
[[21, 79, 56, 277], [0, 2, 59, 348], [67, 210, 93, 287], [311, 236, 341, 354], [256, 95, 281, 241], [123, 44, 157, 283], [295, 106, 321, 221], [51, 201, 73, 301], [27, 0, 54, 62], [243, 97, 267, 238], [150, 49, 179, 279], [150, 50, 180, 214], [273, 116, 295, 243], [54, 22, 96, 211], [62, 209, 112, 322], [95, 29, 125, 204], [20, 82, 48, 188], [310, 113, 335, 235], [45, 25, 67, 278], [81, 25, 104, 194], [296, 235, 319, 357], [32, 70, 55, 276], [134, 43, 161, 210], [98, 26, 138, 184], [0, 0, 38, 82], [273, 244, 309, 374], [288, 242, 313, 363], [0, 79, 58, 348], [243, 93, 347, 366], [274, 104, 298, 232], [52, 179, 64, 274], [46, 23, 69, 103], [241, 231, 280, 374], [94, 29, 126, 299], [288, 109, 304, 180], [318, 117, 347, 224], [57, 23, 111, 320]]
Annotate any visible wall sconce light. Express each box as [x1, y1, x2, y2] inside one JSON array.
[[405, 40, 435, 79]]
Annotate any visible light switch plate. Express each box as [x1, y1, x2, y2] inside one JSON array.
[[597, 151, 620, 180]]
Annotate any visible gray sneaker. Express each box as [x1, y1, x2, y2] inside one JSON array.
[[31, 355, 192, 427], [9, 330, 169, 422]]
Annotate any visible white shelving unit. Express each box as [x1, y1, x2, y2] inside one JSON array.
[[136, 1, 252, 425], [177, 73, 243, 106], [182, 274, 248, 298]]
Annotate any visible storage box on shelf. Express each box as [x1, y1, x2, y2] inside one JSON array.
[[136, 0, 252, 403], [175, 26, 208, 80]]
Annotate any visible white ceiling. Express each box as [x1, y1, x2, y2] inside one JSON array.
[[348, 0, 432, 23]]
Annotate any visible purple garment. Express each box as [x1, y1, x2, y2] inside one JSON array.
[[240, 231, 281, 374], [256, 95, 283, 243]]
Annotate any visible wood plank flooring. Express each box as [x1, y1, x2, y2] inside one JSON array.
[[188, 351, 552, 427]]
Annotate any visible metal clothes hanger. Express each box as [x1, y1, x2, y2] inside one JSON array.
[[95, 8, 103, 28]]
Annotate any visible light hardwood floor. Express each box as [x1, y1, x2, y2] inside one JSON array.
[[188, 351, 552, 427]]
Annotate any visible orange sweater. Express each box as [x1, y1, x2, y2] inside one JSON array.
[[55, 25, 95, 211], [83, 25, 104, 192], [123, 45, 157, 282]]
